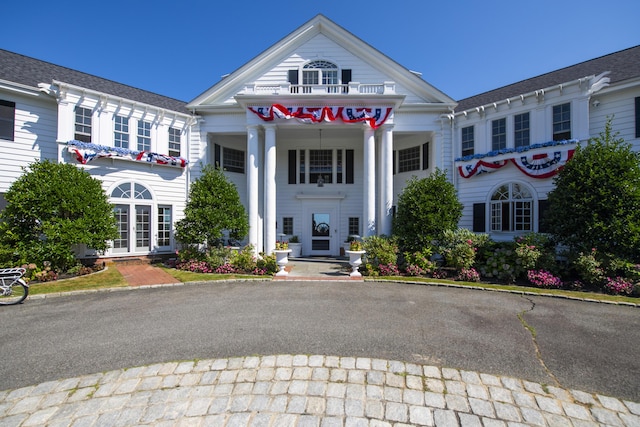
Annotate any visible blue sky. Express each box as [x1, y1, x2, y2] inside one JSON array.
[[2, 0, 638, 102]]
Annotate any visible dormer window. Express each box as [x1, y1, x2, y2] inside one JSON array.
[[288, 61, 351, 94]]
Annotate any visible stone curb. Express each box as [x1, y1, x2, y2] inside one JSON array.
[[1, 355, 639, 426]]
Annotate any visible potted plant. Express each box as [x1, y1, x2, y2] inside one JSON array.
[[273, 240, 291, 276], [342, 235, 359, 257], [288, 235, 302, 258], [345, 238, 366, 277]]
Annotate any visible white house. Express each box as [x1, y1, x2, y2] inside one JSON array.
[[1, 14, 639, 260]]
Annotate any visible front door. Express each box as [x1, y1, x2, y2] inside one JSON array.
[[303, 203, 339, 256], [113, 204, 151, 253]]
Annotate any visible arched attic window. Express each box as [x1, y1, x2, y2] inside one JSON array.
[[288, 60, 351, 94]]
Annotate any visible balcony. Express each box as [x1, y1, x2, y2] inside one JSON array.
[[242, 82, 396, 96]]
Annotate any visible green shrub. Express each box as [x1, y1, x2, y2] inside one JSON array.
[[230, 245, 257, 273], [436, 229, 489, 270], [362, 236, 398, 271], [403, 247, 437, 276]]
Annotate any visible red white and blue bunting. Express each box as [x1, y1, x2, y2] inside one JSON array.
[[458, 149, 574, 179], [67, 141, 188, 168], [249, 104, 393, 129]]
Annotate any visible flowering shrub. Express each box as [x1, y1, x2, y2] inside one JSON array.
[[378, 263, 400, 276], [572, 248, 604, 286], [176, 260, 215, 273], [404, 264, 425, 276], [362, 236, 398, 274], [257, 253, 277, 275], [252, 267, 268, 275], [432, 269, 449, 279], [527, 270, 563, 288], [515, 243, 540, 271], [403, 248, 437, 276], [437, 229, 489, 270], [214, 263, 236, 274], [604, 276, 634, 295], [479, 246, 519, 283], [230, 245, 257, 273], [456, 268, 480, 282]]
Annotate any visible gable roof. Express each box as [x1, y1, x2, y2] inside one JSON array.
[[187, 14, 455, 109], [456, 45, 640, 112], [0, 49, 189, 114]]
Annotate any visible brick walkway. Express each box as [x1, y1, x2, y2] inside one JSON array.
[[115, 264, 179, 286]]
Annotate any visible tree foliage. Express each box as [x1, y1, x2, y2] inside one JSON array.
[[544, 118, 640, 261], [392, 169, 463, 252], [0, 160, 118, 271], [175, 165, 248, 246]]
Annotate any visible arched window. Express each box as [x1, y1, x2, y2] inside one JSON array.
[[111, 182, 152, 200], [490, 182, 533, 232]]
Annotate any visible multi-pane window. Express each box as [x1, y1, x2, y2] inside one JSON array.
[[137, 120, 151, 151], [398, 146, 421, 173], [302, 60, 339, 93], [634, 97, 639, 138], [553, 103, 571, 141], [492, 118, 507, 150], [490, 183, 533, 232], [0, 100, 15, 141], [222, 147, 245, 173], [157, 206, 172, 247], [348, 217, 360, 236], [461, 126, 474, 157], [114, 116, 129, 148], [74, 106, 92, 142], [310, 149, 333, 184], [168, 127, 181, 157], [514, 112, 530, 148], [283, 217, 294, 236]]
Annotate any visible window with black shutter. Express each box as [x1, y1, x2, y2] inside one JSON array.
[[288, 150, 297, 184], [0, 100, 15, 141], [538, 199, 550, 233], [635, 97, 640, 138], [346, 149, 354, 184], [473, 203, 486, 232], [341, 69, 352, 93], [422, 142, 429, 170], [214, 144, 221, 168]]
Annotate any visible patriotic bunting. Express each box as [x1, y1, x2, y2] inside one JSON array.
[[458, 149, 574, 179], [249, 104, 392, 129], [67, 141, 188, 168]]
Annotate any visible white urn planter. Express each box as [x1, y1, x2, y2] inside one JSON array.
[[345, 250, 366, 277], [288, 242, 302, 258], [274, 249, 292, 276]]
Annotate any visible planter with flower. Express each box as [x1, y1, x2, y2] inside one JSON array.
[[274, 240, 292, 276], [288, 235, 302, 258], [345, 240, 366, 277]]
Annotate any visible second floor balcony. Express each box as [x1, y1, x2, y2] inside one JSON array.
[[242, 81, 397, 96]]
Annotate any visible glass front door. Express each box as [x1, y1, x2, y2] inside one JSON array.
[[304, 202, 339, 256], [135, 205, 151, 252]]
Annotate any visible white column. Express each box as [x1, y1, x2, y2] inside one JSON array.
[[264, 125, 277, 254], [363, 126, 376, 237], [379, 124, 394, 236], [247, 125, 260, 256]]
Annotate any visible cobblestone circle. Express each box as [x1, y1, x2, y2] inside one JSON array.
[[1, 354, 639, 426]]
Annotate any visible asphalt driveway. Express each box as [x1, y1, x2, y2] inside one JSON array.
[[0, 281, 638, 401]]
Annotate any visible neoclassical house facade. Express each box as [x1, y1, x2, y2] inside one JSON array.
[[1, 15, 639, 259]]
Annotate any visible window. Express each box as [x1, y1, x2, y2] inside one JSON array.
[[283, 217, 294, 235], [168, 127, 181, 157], [137, 120, 151, 151], [461, 126, 474, 157], [222, 147, 244, 174], [398, 146, 420, 173], [635, 97, 640, 138], [492, 118, 506, 150], [514, 112, 530, 148], [553, 103, 571, 141], [310, 149, 333, 184], [111, 182, 152, 199], [490, 183, 533, 232], [348, 217, 360, 236], [157, 206, 172, 247], [74, 106, 92, 142], [114, 116, 129, 149], [0, 100, 15, 141], [302, 60, 339, 93]]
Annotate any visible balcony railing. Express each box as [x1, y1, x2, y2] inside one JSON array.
[[243, 82, 396, 96]]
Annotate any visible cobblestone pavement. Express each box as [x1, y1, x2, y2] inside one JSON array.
[[1, 354, 639, 426]]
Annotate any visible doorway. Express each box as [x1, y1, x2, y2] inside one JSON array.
[[303, 202, 340, 256]]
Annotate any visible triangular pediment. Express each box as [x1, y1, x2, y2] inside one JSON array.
[[187, 15, 455, 111]]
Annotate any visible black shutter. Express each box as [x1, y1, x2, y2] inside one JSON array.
[[288, 70, 298, 85], [214, 144, 221, 168], [635, 97, 640, 138], [422, 142, 429, 170], [393, 151, 396, 175], [473, 203, 486, 232], [346, 149, 354, 184], [341, 69, 351, 93], [288, 150, 297, 184], [538, 199, 550, 233]]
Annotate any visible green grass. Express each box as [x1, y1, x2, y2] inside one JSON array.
[[160, 267, 258, 282], [371, 276, 639, 305], [28, 266, 128, 295]]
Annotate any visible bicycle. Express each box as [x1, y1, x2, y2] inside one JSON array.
[[0, 268, 29, 305]]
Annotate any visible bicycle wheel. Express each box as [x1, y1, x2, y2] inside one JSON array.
[[0, 280, 28, 305]]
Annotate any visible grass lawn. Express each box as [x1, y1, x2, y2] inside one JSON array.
[[25, 266, 638, 306]]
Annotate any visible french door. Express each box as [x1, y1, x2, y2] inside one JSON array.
[[113, 204, 152, 253]]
